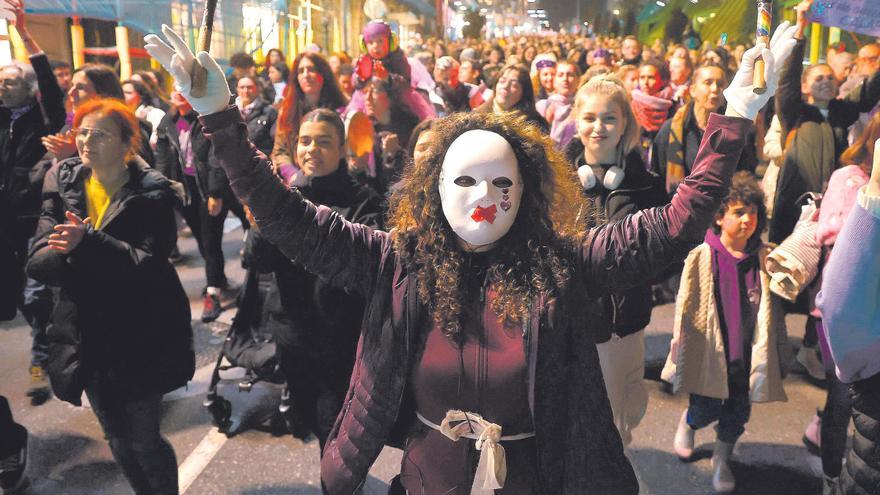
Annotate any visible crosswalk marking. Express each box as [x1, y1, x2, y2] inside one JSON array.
[[178, 427, 228, 493]]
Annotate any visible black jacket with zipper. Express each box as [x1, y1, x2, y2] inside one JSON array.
[[566, 141, 668, 342], [26, 157, 195, 405], [154, 109, 212, 205]]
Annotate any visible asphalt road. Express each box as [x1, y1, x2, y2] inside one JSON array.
[[0, 218, 831, 494]]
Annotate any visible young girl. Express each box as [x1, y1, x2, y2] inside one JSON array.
[[566, 75, 667, 447], [662, 172, 789, 493], [351, 20, 434, 121]]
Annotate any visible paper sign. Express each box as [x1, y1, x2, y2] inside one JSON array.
[[808, 1, 880, 37]]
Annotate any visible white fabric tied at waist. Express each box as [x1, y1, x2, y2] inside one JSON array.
[[416, 410, 536, 495]]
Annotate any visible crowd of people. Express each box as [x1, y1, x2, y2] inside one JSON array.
[[2, 0, 880, 492]]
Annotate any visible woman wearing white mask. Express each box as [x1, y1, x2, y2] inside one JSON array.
[[146, 23, 797, 495]]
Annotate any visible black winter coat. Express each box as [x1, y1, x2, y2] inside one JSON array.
[[254, 166, 384, 405], [566, 142, 668, 341], [0, 53, 66, 223], [241, 98, 277, 157], [835, 372, 880, 495], [27, 158, 195, 405], [650, 103, 758, 196]]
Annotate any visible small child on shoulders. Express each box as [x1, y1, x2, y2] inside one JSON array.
[[661, 171, 790, 494]]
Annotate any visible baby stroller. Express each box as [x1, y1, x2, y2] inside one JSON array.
[[203, 234, 300, 437]]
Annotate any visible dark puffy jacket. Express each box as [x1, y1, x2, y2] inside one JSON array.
[[201, 107, 749, 494], [27, 158, 194, 405], [835, 372, 880, 495], [566, 142, 668, 341]]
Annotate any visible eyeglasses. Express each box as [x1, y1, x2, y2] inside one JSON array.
[[74, 127, 118, 142], [0, 78, 23, 88]]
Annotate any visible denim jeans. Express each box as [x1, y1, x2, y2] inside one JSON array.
[[21, 275, 52, 366], [687, 391, 752, 444], [16, 232, 53, 367], [85, 388, 179, 495]]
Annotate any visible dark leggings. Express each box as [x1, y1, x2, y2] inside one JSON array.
[[0, 396, 27, 457], [200, 195, 248, 288], [86, 389, 179, 495], [179, 175, 205, 258], [822, 369, 853, 478]]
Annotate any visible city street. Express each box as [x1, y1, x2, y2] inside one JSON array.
[[1, 219, 832, 494]]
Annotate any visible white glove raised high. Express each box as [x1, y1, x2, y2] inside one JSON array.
[[723, 21, 798, 121], [144, 25, 231, 116]]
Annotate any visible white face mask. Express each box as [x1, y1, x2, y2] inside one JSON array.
[[439, 130, 523, 249]]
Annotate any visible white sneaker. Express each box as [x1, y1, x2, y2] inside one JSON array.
[[712, 441, 736, 493], [797, 345, 826, 380], [673, 409, 695, 460]]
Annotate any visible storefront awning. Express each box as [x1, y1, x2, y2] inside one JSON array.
[[397, 0, 434, 17]]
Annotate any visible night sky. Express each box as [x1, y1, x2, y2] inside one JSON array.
[[543, 0, 624, 31]]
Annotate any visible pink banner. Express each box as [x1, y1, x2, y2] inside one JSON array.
[[808, 1, 880, 37]]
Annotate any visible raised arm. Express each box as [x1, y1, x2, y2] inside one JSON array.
[[775, 39, 805, 133], [829, 67, 880, 130], [6, 0, 65, 132], [583, 25, 798, 292], [200, 108, 390, 295], [145, 25, 390, 296], [582, 113, 750, 291], [776, 2, 811, 132]]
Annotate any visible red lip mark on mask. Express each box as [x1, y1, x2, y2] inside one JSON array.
[[471, 205, 497, 224]]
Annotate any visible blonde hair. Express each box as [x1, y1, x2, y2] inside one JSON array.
[[571, 75, 640, 161]]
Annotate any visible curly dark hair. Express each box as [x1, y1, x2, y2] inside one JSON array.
[[712, 171, 767, 236], [387, 111, 588, 340]]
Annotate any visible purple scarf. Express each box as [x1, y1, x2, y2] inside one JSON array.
[[705, 230, 761, 363]]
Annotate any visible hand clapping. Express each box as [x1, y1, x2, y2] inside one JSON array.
[[48, 211, 91, 254]]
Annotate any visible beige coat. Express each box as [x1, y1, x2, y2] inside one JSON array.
[[661, 243, 790, 402]]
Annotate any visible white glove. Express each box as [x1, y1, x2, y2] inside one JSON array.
[[723, 21, 798, 121], [144, 25, 231, 116]]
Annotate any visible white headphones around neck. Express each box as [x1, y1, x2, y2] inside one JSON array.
[[577, 164, 625, 191]]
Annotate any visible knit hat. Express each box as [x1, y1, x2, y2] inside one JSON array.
[[459, 47, 478, 62], [362, 20, 392, 42]]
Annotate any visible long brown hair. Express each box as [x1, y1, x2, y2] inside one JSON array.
[[277, 52, 347, 138], [840, 112, 880, 173], [387, 111, 587, 340]]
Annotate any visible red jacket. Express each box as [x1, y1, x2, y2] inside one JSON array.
[[201, 107, 751, 494]]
